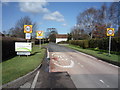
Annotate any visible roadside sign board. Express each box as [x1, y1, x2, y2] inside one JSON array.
[[25, 33, 31, 40], [36, 31, 44, 39], [24, 25, 32, 33], [15, 42, 32, 52], [107, 28, 114, 36], [17, 52, 31, 55]]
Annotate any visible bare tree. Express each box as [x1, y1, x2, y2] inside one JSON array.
[[46, 28, 58, 42], [70, 25, 89, 40], [108, 2, 119, 30], [77, 8, 97, 39], [9, 16, 38, 38]]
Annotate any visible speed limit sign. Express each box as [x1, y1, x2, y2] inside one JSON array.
[[24, 25, 32, 33], [107, 28, 114, 36]]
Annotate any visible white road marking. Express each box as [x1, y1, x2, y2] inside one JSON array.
[[47, 48, 49, 58], [100, 80, 104, 83], [81, 65, 84, 67], [53, 59, 74, 68], [76, 51, 118, 68], [65, 59, 68, 60], [99, 80, 110, 88], [76, 51, 97, 60], [98, 60, 118, 68], [31, 71, 40, 89], [109, 64, 118, 68]]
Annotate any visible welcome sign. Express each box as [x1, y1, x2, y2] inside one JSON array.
[[15, 42, 32, 52]]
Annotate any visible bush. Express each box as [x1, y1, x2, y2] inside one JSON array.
[[69, 37, 120, 52], [2, 37, 26, 62], [57, 41, 68, 44], [69, 40, 88, 49]]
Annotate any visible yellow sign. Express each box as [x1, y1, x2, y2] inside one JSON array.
[[36, 31, 44, 39], [24, 25, 32, 33], [107, 28, 114, 36]]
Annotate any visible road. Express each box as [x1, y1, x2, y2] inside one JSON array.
[[11, 43, 119, 89], [48, 43, 119, 88]]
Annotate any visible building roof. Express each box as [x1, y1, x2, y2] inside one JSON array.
[[56, 34, 68, 38]]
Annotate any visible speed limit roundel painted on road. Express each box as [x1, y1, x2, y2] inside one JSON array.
[[107, 28, 114, 36], [24, 25, 32, 33]]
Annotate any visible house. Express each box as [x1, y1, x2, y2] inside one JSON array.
[[56, 34, 68, 43]]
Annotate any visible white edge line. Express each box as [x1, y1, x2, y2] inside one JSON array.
[[76, 51, 119, 68], [31, 71, 40, 89], [47, 48, 49, 59]]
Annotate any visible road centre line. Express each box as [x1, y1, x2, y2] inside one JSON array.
[[31, 71, 40, 89]]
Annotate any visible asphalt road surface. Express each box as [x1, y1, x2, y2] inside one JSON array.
[[48, 43, 119, 89], [18, 43, 119, 89]]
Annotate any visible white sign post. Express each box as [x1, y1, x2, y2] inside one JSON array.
[[107, 28, 114, 55], [108, 36, 111, 55]]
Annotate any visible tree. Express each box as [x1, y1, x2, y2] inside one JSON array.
[[77, 8, 97, 39], [47, 28, 58, 42], [70, 25, 89, 40], [49, 33, 56, 42], [108, 2, 118, 28], [76, 2, 119, 39], [67, 33, 72, 41], [9, 16, 38, 38]]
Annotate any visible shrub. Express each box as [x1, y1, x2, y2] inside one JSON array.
[[57, 41, 68, 44], [2, 37, 26, 62], [69, 40, 89, 49], [94, 47, 99, 51], [69, 37, 120, 52]]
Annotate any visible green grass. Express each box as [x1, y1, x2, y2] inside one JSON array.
[[1, 45, 46, 84], [65, 44, 119, 63]]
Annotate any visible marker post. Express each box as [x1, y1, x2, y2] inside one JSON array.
[[36, 31, 44, 49], [39, 39, 41, 49], [107, 28, 114, 56], [108, 36, 111, 55]]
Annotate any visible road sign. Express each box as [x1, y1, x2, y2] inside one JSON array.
[[107, 28, 114, 36], [24, 25, 32, 33], [36, 31, 44, 39], [25, 33, 31, 40], [15, 42, 32, 52]]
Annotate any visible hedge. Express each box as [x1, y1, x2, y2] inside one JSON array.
[[2, 37, 26, 62], [69, 37, 120, 52], [35, 39, 49, 45]]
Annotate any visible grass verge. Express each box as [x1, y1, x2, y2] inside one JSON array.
[[1, 45, 46, 85], [65, 44, 120, 63]]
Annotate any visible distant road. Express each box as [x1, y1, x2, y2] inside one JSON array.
[[48, 43, 119, 88]]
